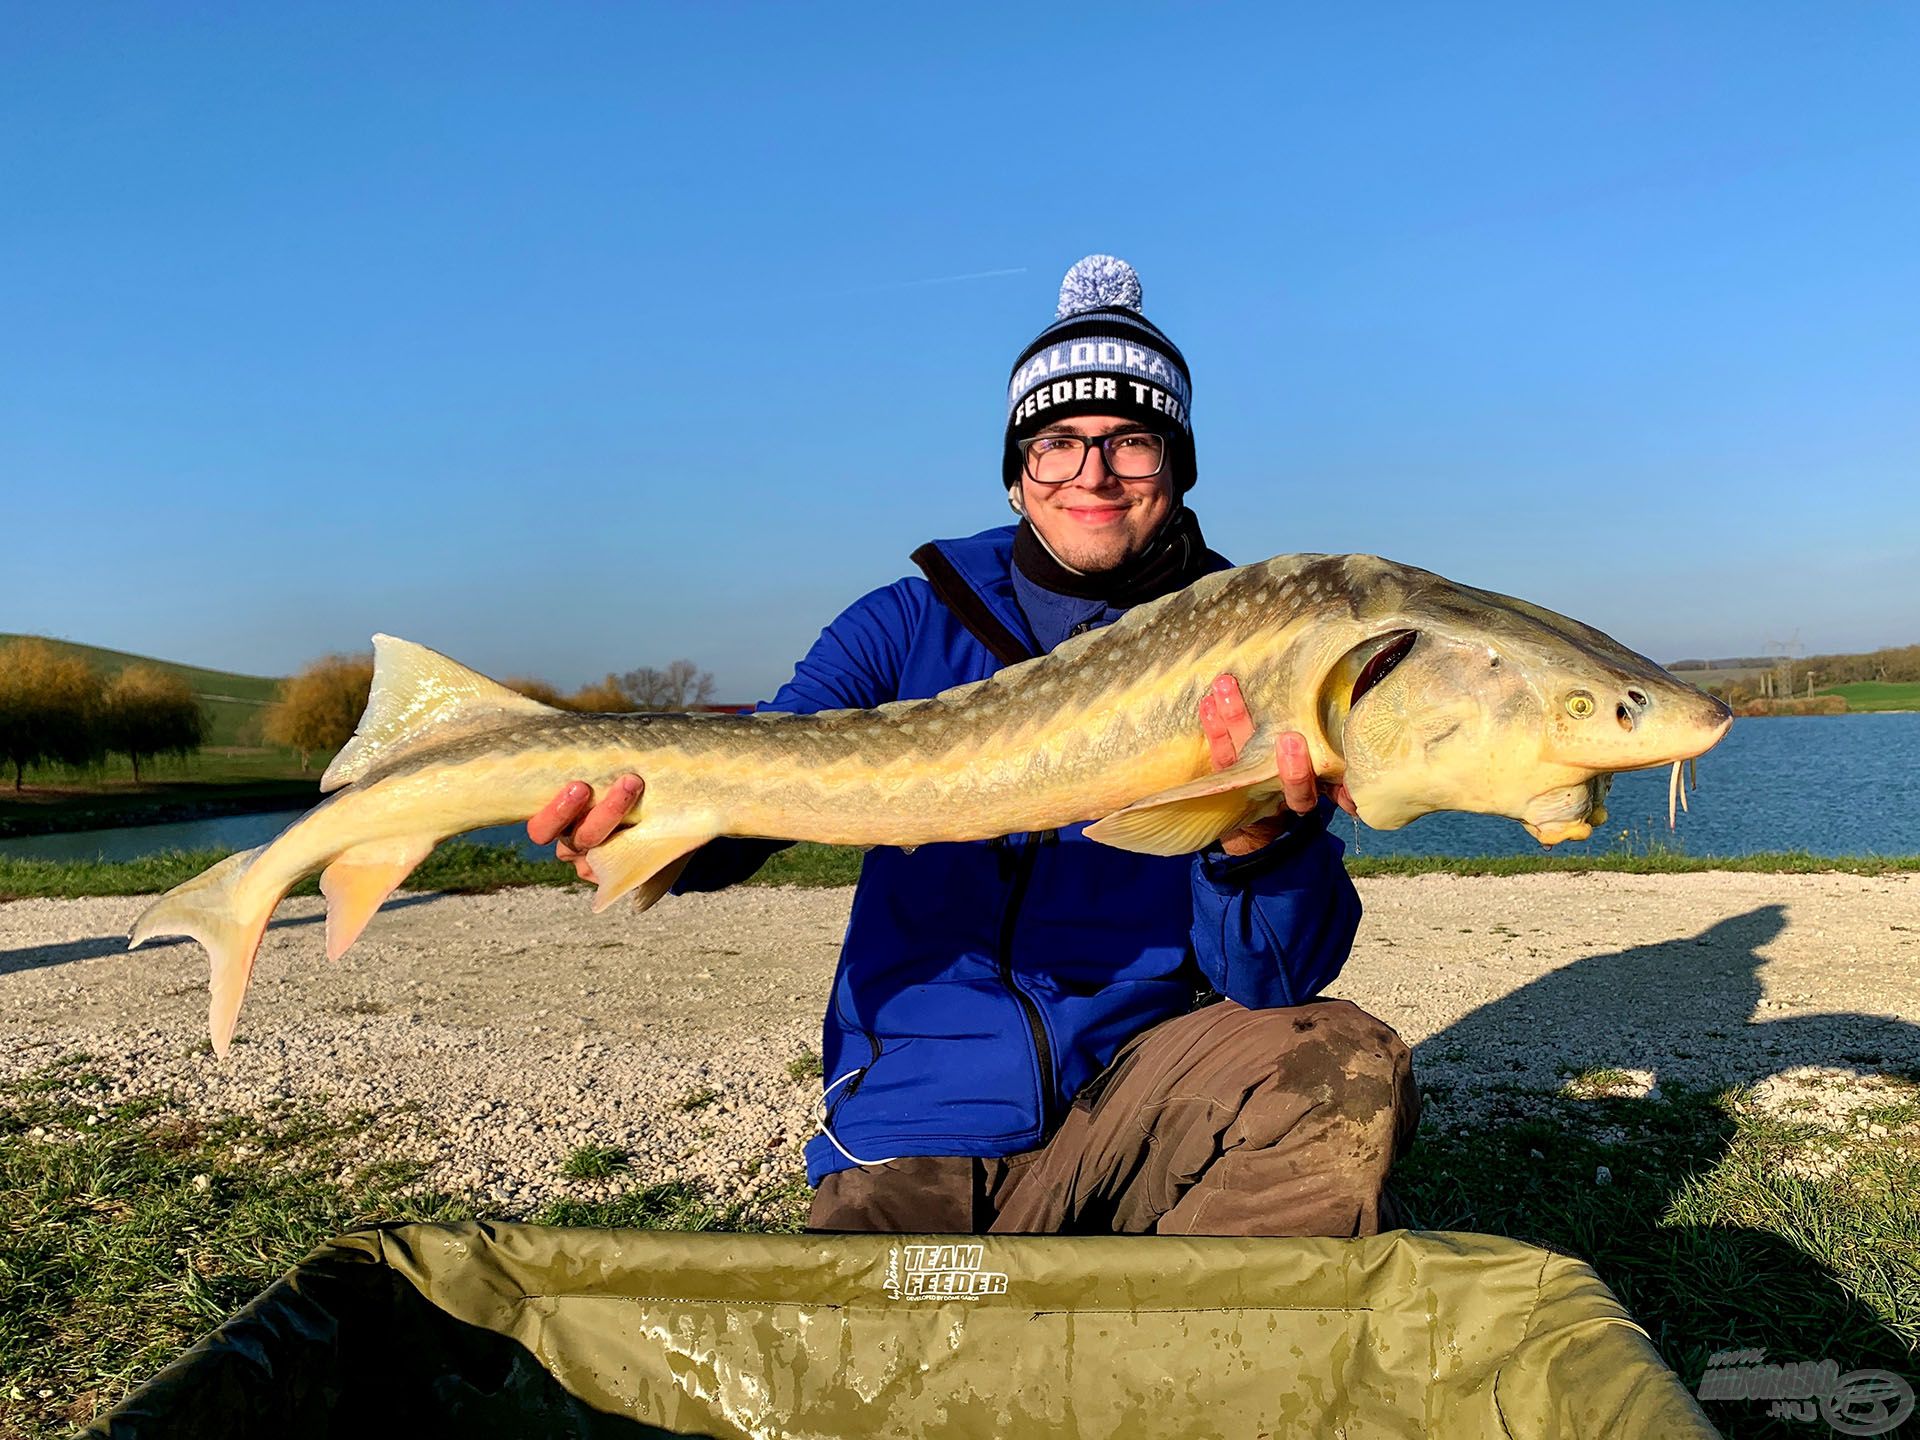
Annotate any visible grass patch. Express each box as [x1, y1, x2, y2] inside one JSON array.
[[0, 840, 858, 902], [536, 1175, 809, 1231], [0, 842, 580, 903], [1343, 851, 1920, 878], [6, 841, 1918, 903], [1819, 680, 1920, 713], [0, 1088, 470, 1437], [677, 1088, 719, 1114], [558, 1143, 629, 1179], [751, 842, 864, 887], [787, 1051, 824, 1082], [0, 1075, 804, 1436], [1557, 1065, 1645, 1098], [406, 842, 577, 894], [1400, 1083, 1920, 1424]]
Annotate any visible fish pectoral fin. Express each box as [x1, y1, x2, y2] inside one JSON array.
[[319, 836, 436, 961], [1085, 756, 1283, 857], [1086, 791, 1265, 855], [586, 829, 712, 914]]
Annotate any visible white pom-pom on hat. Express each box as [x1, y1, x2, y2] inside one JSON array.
[[1056, 254, 1143, 319]]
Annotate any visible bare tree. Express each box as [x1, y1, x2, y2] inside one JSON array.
[[619, 659, 716, 711]]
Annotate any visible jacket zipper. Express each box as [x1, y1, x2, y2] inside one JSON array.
[[994, 833, 1055, 1132]]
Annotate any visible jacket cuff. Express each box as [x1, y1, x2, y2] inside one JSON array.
[[1198, 796, 1337, 887]]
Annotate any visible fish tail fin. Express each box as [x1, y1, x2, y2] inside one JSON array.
[[320, 634, 556, 793], [128, 845, 281, 1058]]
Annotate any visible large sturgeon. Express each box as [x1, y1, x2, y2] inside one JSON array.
[[131, 554, 1731, 1055]]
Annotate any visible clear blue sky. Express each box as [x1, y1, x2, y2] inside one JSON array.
[[5, 4, 1916, 698]]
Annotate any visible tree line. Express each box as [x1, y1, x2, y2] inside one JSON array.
[[265, 654, 719, 771], [1694, 642, 1920, 707], [0, 639, 206, 789], [1794, 643, 1920, 687], [1676, 645, 1920, 682], [0, 637, 723, 788]]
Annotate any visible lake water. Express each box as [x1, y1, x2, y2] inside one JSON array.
[[2, 713, 1915, 864], [0, 814, 552, 865], [1334, 712, 1920, 858]]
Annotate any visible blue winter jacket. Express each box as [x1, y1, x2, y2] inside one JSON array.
[[675, 525, 1362, 1185]]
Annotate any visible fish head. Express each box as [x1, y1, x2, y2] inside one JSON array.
[[1312, 559, 1733, 845]]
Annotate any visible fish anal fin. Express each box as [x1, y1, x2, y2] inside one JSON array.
[[321, 635, 555, 793], [319, 836, 436, 960], [632, 853, 696, 912], [586, 829, 713, 914], [1085, 752, 1284, 856]]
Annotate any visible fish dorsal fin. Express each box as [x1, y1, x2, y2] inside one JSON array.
[[1084, 749, 1283, 856], [319, 635, 556, 792]]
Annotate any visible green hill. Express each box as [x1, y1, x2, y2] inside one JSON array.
[[0, 636, 323, 833], [0, 634, 283, 748]]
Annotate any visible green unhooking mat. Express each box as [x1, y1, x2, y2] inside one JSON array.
[[83, 1223, 1719, 1438]]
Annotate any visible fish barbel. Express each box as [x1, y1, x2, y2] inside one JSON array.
[[130, 553, 1732, 1054]]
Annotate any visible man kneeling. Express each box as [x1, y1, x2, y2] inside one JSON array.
[[531, 255, 1419, 1236]]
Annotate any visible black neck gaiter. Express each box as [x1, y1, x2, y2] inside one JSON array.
[[1012, 505, 1210, 608]]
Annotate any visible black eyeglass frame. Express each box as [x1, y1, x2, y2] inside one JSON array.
[[1015, 429, 1169, 485]]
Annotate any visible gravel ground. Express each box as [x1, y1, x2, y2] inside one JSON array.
[[3, 872, 1916, 1213]]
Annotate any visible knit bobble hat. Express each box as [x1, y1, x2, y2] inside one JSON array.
[[1003, 255, 1196, 493]]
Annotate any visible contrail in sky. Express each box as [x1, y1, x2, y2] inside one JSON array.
[[836, 266, 1028, 296]]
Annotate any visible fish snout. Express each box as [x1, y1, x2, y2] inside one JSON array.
[[1587, 681, 1692, 736], [1550, 678, 1733, 767], [1670, 688, 1735, 757]]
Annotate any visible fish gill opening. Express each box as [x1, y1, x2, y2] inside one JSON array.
[[1316, 630, 1418, 760]]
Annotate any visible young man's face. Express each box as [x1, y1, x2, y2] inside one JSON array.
[[1019, 415, 1176, 574]]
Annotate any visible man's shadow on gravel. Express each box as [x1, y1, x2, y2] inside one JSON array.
[[0, 893, 445, 976], [1405, 903, 1918, 1436]]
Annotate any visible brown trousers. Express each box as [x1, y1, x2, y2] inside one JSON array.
[[810, 998, 1420, 1238]]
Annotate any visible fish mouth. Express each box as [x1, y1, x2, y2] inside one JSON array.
[[1521, 773, 1614, 846], [1349, 631, 1418, 709], [1694, 710, 1734, 756]]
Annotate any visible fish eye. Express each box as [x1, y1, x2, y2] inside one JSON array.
[[1566, 691, 1595, 719]]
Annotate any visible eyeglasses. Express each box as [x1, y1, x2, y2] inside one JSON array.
[[1017, 430, 1167, 485]]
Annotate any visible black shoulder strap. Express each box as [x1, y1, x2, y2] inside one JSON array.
[[910, 542, 1034, 668]]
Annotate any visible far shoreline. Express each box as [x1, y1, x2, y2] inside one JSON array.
[[0, 781, 317, 839]]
